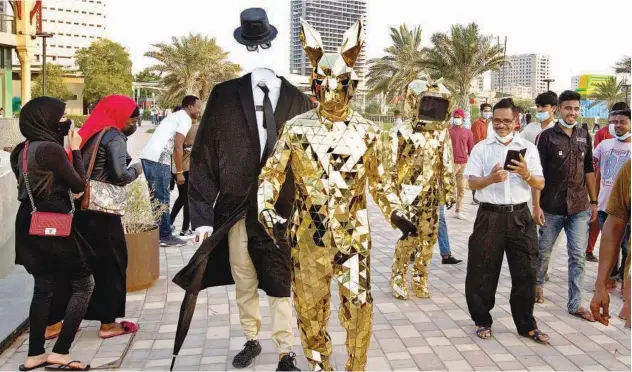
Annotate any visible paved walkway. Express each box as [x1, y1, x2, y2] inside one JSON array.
[[0, 125, 629, 371]]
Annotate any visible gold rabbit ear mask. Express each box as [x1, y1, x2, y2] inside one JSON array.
[[300, 18, 365, 119]]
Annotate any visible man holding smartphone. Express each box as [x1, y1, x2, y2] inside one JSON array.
[[463, 98, 548, 343]]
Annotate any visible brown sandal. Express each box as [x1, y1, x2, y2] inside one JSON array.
[[535, 287, 544, 304]]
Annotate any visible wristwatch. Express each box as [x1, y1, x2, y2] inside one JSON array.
[[590, 200, 598, 205]]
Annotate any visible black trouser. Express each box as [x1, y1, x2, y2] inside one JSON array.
[[465, 203, 538, 334], [29, 274, 94, 356], [169, 171, 190, 232]]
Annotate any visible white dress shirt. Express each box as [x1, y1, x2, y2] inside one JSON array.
[[520, 121, 555, 144], [251, 68, 281, 159], [464, 134, 543, 205]]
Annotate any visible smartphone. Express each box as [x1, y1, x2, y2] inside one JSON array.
[[504, 148, 527, 170]]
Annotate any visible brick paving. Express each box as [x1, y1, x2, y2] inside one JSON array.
[[0, 125, 629, 371]]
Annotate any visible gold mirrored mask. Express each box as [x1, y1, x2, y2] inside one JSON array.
[[300, 18, 364, 122]]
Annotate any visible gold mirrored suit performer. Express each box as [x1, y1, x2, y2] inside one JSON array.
[[257, 18, 408, 371], [386, 79, 457, 300]]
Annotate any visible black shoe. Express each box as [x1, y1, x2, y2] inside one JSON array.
[[232, 340, 262, 368], [586, 252, 598, 262], [160, 237, 186, 247], [276, 352, 300, 371], [179, 229, 193, 237], [442, 255, 462, 265]]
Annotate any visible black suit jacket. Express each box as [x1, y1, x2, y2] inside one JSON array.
[[185, 73, 313, 296]]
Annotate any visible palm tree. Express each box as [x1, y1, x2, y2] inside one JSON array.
[[588, 76, 625, 110], [423, 23, 506, 109], [365, 25, 426, 107], [614, 56, 631, 74], [145, 33, 240, 105]]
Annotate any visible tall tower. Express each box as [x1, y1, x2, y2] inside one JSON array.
[[290, 0, 368, 84], [36, 0, 108, 68]]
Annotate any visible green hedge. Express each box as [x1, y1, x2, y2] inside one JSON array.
[[68, 115, 88, 128]]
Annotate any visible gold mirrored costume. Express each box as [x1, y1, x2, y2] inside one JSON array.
[[386, 80, 457, 300], [257, 19, 402, 371]]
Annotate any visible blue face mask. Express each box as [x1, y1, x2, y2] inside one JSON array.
[[482, 112, 492, 120], [535, 112, 550, 122]]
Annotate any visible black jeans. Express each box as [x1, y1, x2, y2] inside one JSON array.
[[29, 274, 94, 356], [465, 204, 538, 334], [169, 171, 190, 232]]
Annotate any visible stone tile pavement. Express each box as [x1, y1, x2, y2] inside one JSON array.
[[0, 127, 629, 371]]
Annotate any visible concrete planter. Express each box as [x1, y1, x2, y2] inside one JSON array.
[[125, 227, 159, 292]]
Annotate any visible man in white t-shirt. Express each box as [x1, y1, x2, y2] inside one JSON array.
[[521, 91, 557, 145], [593, 109, 631, 286], [140, 95, 202, 246]]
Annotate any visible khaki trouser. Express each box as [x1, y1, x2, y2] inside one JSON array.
[[454, 163, 467, 212], [228, 219, 293, 354]]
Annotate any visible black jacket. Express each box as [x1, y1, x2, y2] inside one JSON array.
[[182, 73, 314, 297], [81, 128, 139, 186]]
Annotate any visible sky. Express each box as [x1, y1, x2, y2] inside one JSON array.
[[107, 0, 632, 93]]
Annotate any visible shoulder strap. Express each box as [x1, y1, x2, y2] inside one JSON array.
[[86, 127, 111, 179], [21, 141, 37, 211]]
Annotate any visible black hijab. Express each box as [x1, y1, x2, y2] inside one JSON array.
[[10, 97, 67, 179], [19, 96, 67, 144]]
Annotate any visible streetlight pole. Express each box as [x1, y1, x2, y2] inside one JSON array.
[[543, 78, 555, 92], [33, 32, 54, 96], [624, 84, 631, 105]]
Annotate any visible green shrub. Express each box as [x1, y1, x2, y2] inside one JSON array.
[[68, 115, 89, 128], [146, 128, 155, 134]]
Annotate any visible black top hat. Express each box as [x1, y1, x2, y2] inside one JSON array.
[[234, 8, 278, 46]]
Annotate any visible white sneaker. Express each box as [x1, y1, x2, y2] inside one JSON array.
[[455, 211, 467, 220]]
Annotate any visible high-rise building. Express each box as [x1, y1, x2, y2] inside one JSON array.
[[290, 0, 368, 84], [36, 0, 108, 68], [571, 75, 580, 91], [491, 54, 551, 98]]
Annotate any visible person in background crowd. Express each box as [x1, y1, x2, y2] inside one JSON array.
[[586, 102, 630, 262], [592, 109, 631, 290], [437, 205, 462, 264], [464, 98, 548, 343], [525, 113, 532, 126], [140, 95, 201, 246], [471, 103, 493, 204], [463, 111, 472, 130], [533, 90, 598, 322], [590, 159, 631, 328], [170, 115, 199, 236], [472, 103, 492, 144], [0, 107, 4, 118], [150, 106, 157, 125], [10, 97, 93, 371], [522, 91, 557, 145], [593, 123, 600, 133], [393, 109, 403, 127], [449, 108, 474, 220]]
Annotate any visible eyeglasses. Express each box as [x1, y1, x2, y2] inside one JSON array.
[[492, 118, 515, 126], [246, 42, 271, 52]]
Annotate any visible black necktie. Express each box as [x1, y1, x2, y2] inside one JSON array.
[[258, 84, 276, 159]]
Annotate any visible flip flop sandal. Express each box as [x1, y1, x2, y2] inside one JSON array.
[[519, 329, 550, 344], [19, 362, 50, 371], [476, 326, 492, 339], [571, 309, 595, 322], [535, 288, 544, 304], [44, 361, 90, 371], [99, 321, 139, 339]]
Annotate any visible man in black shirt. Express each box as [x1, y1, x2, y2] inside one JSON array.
[[532, 90, 598, 322]]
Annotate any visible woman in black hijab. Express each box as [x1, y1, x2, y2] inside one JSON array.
[[10, 97, 93, 371]]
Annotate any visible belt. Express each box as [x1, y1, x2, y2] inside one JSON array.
[[480, 202, 528, 213]]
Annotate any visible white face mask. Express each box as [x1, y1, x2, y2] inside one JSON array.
[[452, 118, 463, 126], [609, 124, 616, 136], [559, 118, 577, 128], [482, 112, 492, 120], [615, 131, 631, 141], [495, 131, 514, 144]]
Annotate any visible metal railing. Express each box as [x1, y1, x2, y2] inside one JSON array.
[[0, 14, 16, 34]]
